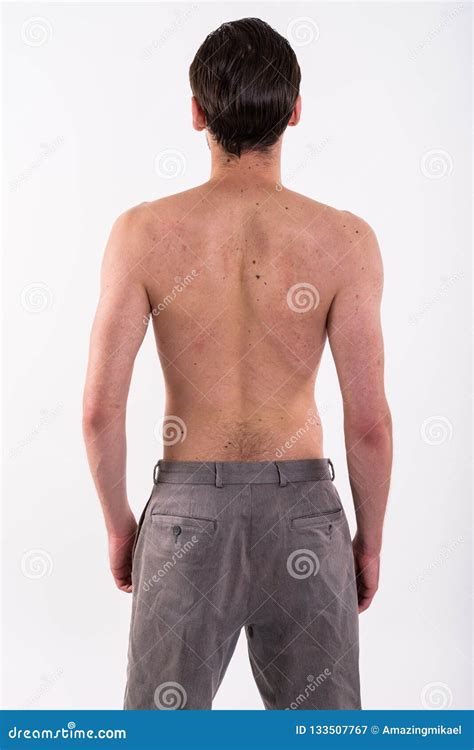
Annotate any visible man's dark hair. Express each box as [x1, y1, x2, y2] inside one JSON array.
[[189, 18, 301, 157]]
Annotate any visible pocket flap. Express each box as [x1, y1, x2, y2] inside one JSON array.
[[290, 508, 343, 530], [151, 513, 217, 533]]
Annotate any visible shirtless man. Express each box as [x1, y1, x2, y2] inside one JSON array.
[[83, 18, 392, 710]]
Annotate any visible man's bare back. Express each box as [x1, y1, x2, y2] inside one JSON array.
[[94, 169, 383, 464], [83, 18, 391, 626]]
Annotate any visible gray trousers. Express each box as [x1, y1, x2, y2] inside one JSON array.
[[124, 459, 360, 710]]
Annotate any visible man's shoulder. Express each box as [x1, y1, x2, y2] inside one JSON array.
[[283, 190, 379, 271], [284, 188, 376, 241], [112, 185, 209, 240]]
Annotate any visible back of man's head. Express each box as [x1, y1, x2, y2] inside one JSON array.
[[189, 18, 301, 158]]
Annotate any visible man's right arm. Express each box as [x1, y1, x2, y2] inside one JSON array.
[[327, 214, 392, 613]]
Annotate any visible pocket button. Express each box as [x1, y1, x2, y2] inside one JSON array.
[[173, 525, 182, 537]]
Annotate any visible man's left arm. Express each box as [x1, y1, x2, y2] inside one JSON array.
[[83, 209, 151, 592]]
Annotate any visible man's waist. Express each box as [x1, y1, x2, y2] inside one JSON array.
[[154, 458, 334, 486]]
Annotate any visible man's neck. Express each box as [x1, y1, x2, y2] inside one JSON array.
[[209, 140, 282, 188]]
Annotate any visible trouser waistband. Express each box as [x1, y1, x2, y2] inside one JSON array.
[[154, 458, 335, 487]]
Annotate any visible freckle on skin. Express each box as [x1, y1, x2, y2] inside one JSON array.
[[285, 207, 288, 210], [252, 260, 256, 264], [355, 230, 359, 233], [256, 202, 259, 206], [256, 275, 260, 279]]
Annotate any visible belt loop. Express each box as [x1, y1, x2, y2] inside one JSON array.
[[215, 462, 224, 488], [275, 462, 288, 487], [153, 462, 160, 485], [328, 459, 335, 481]]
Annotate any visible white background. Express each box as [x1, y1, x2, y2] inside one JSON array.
[[2, 1, 471, 710]]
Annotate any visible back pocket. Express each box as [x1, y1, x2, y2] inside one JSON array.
[[290, 508, 343, 530], [151, 512, 217, 539]]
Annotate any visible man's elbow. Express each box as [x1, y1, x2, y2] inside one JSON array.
[[82, 399, 124, 437], [345, 410, 392, 448]]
